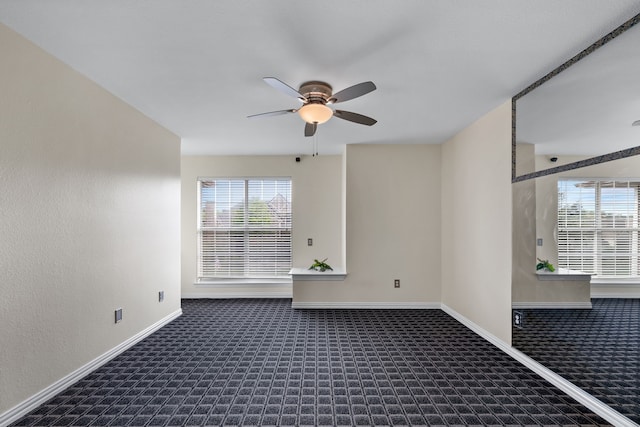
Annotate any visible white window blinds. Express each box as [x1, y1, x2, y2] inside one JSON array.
[[558, 179, 640, 277], [198, 178, 292, 279]]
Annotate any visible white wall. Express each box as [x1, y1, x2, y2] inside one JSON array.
[[441, 100, 513, 344], [0, 23, 181, 416], [181, 155, 343, 298], [293, 144, 442, 305]]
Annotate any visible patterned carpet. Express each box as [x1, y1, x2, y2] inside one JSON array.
[[11, 299, 609, 426], [513, 298, 639, 424]]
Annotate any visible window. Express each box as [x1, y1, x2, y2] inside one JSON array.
[[198, 178, 292, 279], [558, 179, 640, 277]]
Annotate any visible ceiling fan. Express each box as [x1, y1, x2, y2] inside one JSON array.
[[248, 77, 377, 137]]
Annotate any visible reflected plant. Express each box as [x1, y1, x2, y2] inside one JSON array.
[[536, 258, 555, 272]]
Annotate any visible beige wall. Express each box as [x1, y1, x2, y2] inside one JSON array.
[[0, 23, 181, 415], [293, 144, 442, 304], [511, 143, 540, 303], [514, 279, 591, 305], [180, 155, 343, 297], [441, 100, 513, 344]]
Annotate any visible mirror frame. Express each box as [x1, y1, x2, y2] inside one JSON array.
[[512, 13, 640, 183]]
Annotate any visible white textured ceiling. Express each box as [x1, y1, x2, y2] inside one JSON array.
[[0, 1, 639, 156]]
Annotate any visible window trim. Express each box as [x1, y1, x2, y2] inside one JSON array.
[[197, 176, 293, 280], [557, 177, 640, 278]]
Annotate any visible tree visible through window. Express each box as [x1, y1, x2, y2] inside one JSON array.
[[558, 179, 640, 277], [198, 178, 292, 279]]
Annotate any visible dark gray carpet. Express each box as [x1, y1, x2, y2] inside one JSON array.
[[12, 299, 609, 426], [513, 298, 639, 424]]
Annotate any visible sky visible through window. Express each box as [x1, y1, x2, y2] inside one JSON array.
[[559, 180, 637, 216], [201, 180, 290, 211]]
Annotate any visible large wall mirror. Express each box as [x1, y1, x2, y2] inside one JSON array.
[[512, 13, 640, 424]]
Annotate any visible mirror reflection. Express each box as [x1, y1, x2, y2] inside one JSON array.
[[512, 155, 640, 423], [514, 16, 640, 180], [512, 13, 640, 424]]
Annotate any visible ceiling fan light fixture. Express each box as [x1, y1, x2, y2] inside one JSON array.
[[298, 103, 333, 124]]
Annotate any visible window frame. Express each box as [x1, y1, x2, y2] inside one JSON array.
[[557, 178, 640, 278], [196, 176, 292, 281]]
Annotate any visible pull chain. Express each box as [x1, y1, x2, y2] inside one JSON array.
[[312, 123, 319, 157]]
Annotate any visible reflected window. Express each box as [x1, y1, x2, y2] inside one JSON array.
[[558, 179, 640, 277]]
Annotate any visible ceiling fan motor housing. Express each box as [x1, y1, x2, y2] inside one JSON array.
[[299, 81, 333, 104]]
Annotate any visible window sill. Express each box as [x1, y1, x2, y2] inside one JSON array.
[[195, 278, 292, 286]]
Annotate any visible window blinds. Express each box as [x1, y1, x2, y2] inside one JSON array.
[[198, 178, 292, 279], [558, 179, 640, 277]]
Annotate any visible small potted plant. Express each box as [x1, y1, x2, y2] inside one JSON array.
[[309, 258, 333, 272], [536, 258, 555, 272]]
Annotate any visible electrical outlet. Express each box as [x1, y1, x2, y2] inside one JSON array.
[[307, 238, 313, 246], [394, 279, 400, 288], [115, 308, 123, 324], [537, 238, 543, 246], [513, 310, 523, 329], [159, 291, 164, 302]]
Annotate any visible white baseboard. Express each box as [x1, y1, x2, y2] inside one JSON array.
[[440, 304, 636, 427], [512, 301, 592, 309], [182, 291, 292, 299], [291, 301, 440, 309], [0, 309, 182, 427]]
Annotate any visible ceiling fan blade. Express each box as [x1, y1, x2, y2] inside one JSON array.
[[334, 110, 377, 126], [304, 122, 317, 137], [329, 81, 376, 104], [263, 77, 306, 101], [247, 109, 296, 119]]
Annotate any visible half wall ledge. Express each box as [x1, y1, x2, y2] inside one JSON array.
[[536, 268, 591, 282], [289, 267, 347, 281]]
